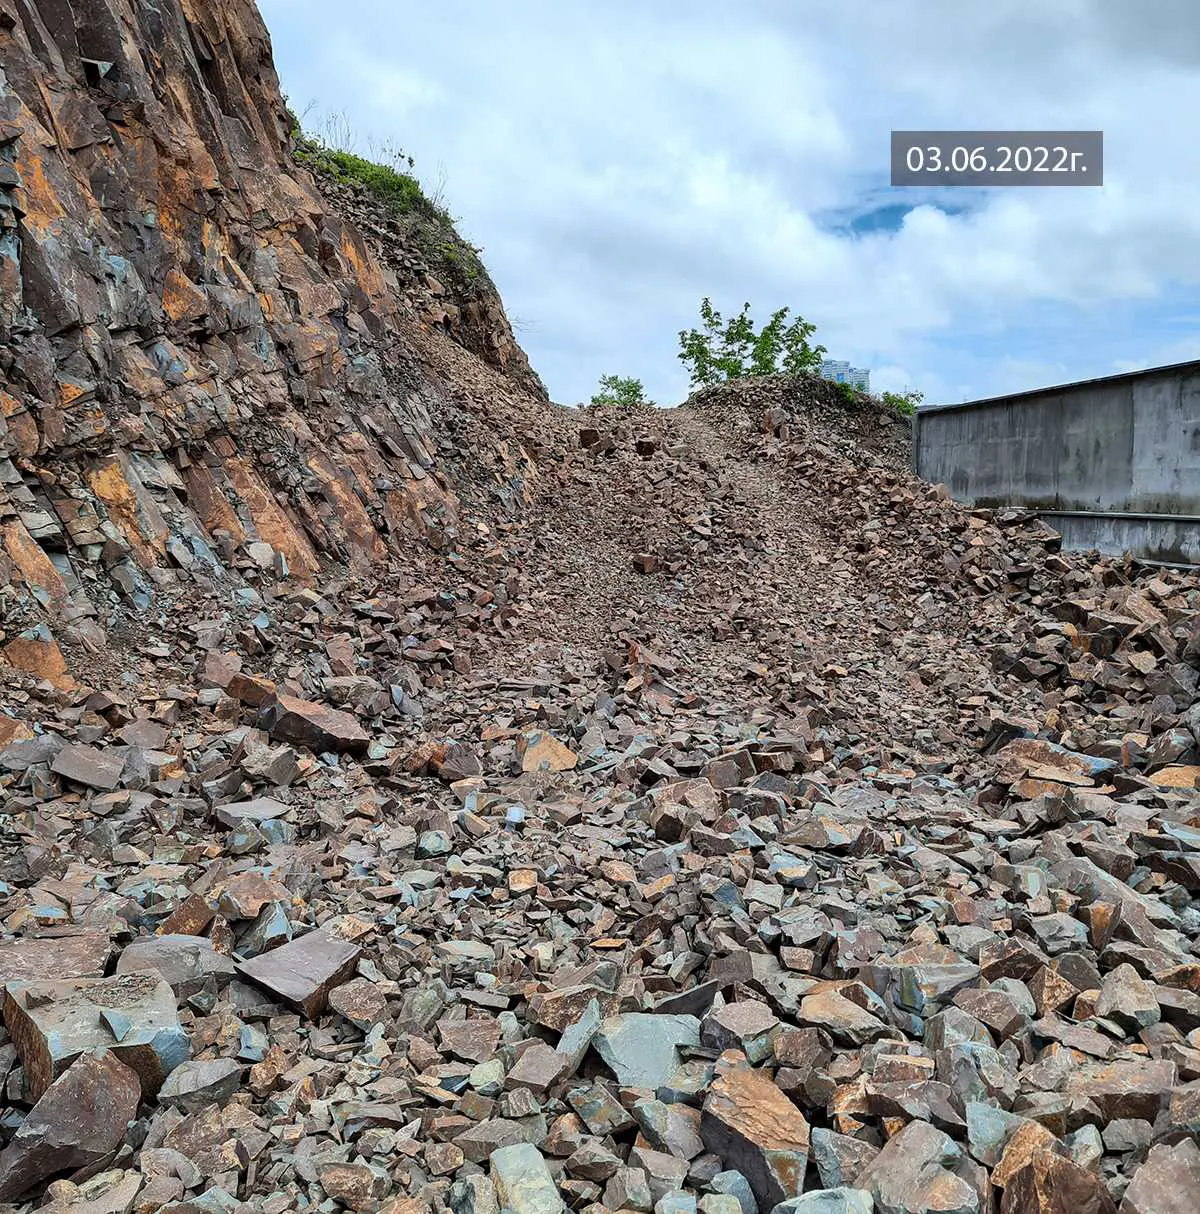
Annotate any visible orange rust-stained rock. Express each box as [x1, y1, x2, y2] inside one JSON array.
[[1147, 765, 1200, 789], [2, 631, 74, 689], [226, 673, 278, 708], [0, 521, 68, 609], [0, 716, 35, 748], [700, 1066, 810, 1211], [517, 730, 578, 773], [88, 456, 169, 568], [0, 0, 543, 624], [1000, 1145, 1117, 1214], [992, 1122, 1067, 1189]]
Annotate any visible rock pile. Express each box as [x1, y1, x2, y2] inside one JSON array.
[[1, 4, 1199, 1214], [2, 382, 1198, 1213]]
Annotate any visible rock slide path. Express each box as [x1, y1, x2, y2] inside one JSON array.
[[2, 377, 1200, 1214], [469, 391, 1031, 779]]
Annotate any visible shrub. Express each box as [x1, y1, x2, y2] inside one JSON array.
[[291, 116, 485, 290], [678, 299, 826, 389], [833, 381, 859, 407], [880, 389, 923, 417], [591, 374, 653, 408]]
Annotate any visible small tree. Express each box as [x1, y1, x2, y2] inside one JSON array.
[[591, 374, 653, 407], [880, 389, 923, 417], [678, 299, 826, 389]]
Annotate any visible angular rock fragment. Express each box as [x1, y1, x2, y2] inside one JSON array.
[[258, 692, 369, 754], [329, 976, 389, 1029], [3, 974, 189, 1097], [115, 934, 236, 998], [158, 1058, 242, 1111], [517, 730, 578, 773], [798, 988, 895, 1046], [490, 1143, 565, 1214], [50, 744, 124, 791], [700, 1067, 810, 1212], [236, 927, 361, 1017], [1000, 1145, 1116, 1214], [856, 1120, 981, 1214], [0, 931, 112, 984], [1120, 1140, 1200, 1213], [0, 1052, 141, 1201], [592, 1013, 700, 1088], [319, 1161, 391, 1209]]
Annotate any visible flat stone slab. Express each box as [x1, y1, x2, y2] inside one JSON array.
[[2, 973, 190, 1098], [50, 744, 124, 790], [592, 1013, 700, 1089], [214, 797, 289, 826], [0, 931, 112, 986], [236, 928, 361, 1018]]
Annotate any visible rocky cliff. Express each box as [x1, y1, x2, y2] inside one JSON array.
[[0, 0, 548, 681]]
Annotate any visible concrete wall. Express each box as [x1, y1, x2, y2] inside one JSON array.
[[913, 360, 1200, 565]]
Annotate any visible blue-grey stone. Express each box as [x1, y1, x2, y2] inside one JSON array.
[[490, 1143, 564, 1214], [593, 1013, 701, 1089], [709, 1170, 756, 1214], [770, 1192, 873, 1214]]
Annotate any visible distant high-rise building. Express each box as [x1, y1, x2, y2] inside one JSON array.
[[819, 359, 870, 392]]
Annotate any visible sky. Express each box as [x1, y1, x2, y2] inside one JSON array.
[[259, 0, 1200, 407]]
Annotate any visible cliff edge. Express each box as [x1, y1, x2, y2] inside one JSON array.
[[0, 0, 548, 679]]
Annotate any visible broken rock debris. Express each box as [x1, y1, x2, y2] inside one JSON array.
[[1, 1, 1200, 1212]]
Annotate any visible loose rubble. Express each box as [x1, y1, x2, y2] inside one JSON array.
[[2, 3, 1200, 1214], [3, 377, 1197, 1214]]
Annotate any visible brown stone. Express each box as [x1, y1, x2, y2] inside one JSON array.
[[0, 931, 112, 985], [319, 1162, 389, 1210], [115, 934, 236, 998], [856, 1120, 981, 1214], [236, 927, 361, 1017], [2, 631, 73, 688], [328, 976, 389, 1029], [0, 1052, 141, 1201], [506, 1041, 569, 1097], [1120, 1140, 1200, 1213], [992, 1122, 1067, 1189], [50, 744, 125, 791], [700, 1066, 810, 1211], [1065, 1059, 1176, 1121], [438, 1016, 503, 1063], [225, 672, 277, 706], [1000, 1145, 1117, 1214], [258, 692, 369, 754], [157, 893, 216, 936], [214, 871, 292, 920], [517, 729, 578, 772], [798, 988, 894, 1045], [0, 715, 34, 747], [1030, 965, 1080, 1017]]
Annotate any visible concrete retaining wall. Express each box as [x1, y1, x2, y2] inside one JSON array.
[[913, 360, 1200, 565]]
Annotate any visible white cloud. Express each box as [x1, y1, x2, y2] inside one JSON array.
[[261, 0, 1200, 407]]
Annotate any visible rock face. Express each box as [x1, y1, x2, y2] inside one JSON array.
[[0, 0, 546, 667]]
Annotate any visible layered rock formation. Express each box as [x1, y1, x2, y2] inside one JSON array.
[[0, 0, 545, 681]]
